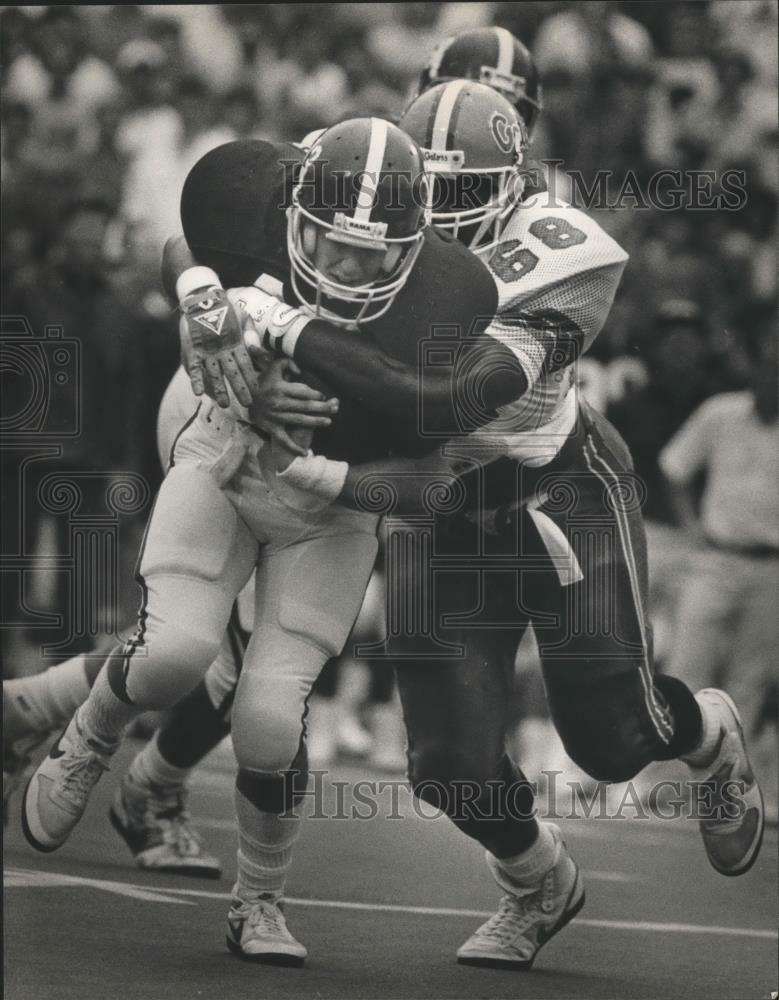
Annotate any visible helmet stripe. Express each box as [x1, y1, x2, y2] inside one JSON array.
[[494, 27, 514, 75], [431, 79, 468, 151], [354, 117, 388, 223], [427, 34, 455, 81]]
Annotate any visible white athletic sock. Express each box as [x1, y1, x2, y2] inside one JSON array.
[[492, 821, 559, 888], [5, 655, 92, 734], [680, 693, 723, 768], [127, 732, 191, 793], [77, 666, 140, 747], [233, 786, 301, 902]]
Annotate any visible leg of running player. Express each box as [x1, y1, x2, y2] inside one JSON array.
[[394, 554, 583, 971], [22, 456, 259, 853], [109, 615, 248, 877], [528, 404, 763, 876], [225, 510, 378, 965], [4, 647, 106, 822], [4, 611, 242, 879]]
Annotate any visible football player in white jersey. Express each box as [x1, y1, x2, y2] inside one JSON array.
[[309, 77, 762, 967], [230, 74, 764, 965]]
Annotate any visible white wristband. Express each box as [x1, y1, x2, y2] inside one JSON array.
[[277, 451, 349, 502], [176, 266, 221, 302], [264, 301, 310, 357], [232, 287, 310, 357]]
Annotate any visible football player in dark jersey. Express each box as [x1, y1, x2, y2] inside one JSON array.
[[280, 60, 764, 970], [220, 58, 764, 970]]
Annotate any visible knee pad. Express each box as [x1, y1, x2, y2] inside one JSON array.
[[230, 631, 322, 772], [236, 758, 308, 815], [549, 668, 667, 783], [561, 731, 644, 783]]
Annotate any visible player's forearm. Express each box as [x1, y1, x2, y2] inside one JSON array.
[[279, 445, 466, 516], [336, 449, 469, 514], [161, 235, 198, 304], [293, 324, 528, 426]]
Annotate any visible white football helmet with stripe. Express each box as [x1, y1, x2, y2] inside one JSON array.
[[399, 81, 527, 259], [287, 117, 431, 325]]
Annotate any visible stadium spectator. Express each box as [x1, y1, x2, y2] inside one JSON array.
[[3, 6, 120, 117], [607, 301, 737, 522], [659, 331, 778, 817], [2, 196, 166, 648]]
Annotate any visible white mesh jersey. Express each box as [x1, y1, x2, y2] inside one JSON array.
[[473, 200, 628, 464]]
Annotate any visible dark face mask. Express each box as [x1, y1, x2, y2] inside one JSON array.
[[431, 173, 500, 216]]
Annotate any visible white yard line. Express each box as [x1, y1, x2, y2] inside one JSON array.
[[5, 867, 776, 940]]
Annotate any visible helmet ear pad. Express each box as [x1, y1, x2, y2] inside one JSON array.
[[381, 244, 403, 274], [302, 222, 317, 258]]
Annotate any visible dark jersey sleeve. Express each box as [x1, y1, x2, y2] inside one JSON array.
[[180, 139, 303, 288], [299, 229, 528, 461], [310, 228, 508, 463]]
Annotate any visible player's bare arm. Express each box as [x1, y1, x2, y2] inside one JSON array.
[[250, 358, 338, 457]]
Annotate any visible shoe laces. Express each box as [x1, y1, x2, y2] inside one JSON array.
[[244, 898, 289, 939], [479, 885, 544, 945], [143, 787, 205, 856], [166, 812, 205, 858], [59, 745, 110, 805], [481, 854, 564, 943]]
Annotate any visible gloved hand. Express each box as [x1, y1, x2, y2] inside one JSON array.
[[179, 282, 260, 409]]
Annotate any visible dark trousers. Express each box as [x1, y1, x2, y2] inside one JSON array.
[[394, 402, 703, 857]]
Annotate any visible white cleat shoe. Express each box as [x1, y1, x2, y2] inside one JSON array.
[[688, 689, 764, 876], [22, 712, 112, 852], [226, 895, 307, 966], [457, 824, 585, 970], [109, 774, 222, 878]]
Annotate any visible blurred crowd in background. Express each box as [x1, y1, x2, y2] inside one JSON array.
[[1, 4, 776, 786], [2, 2, 776, 510]]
